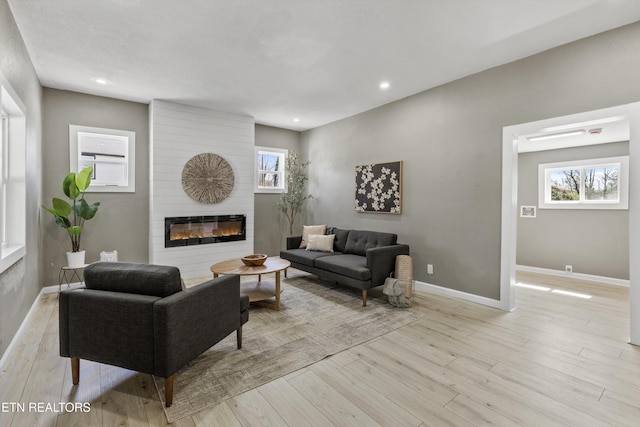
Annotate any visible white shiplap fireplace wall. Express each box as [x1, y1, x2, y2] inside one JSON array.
[[149, 100, 255, 279]]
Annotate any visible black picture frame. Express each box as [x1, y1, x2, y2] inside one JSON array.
[[355, 161, 402, 214]]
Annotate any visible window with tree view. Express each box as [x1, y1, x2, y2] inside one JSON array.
[[254, 147, 287, 193], [539, 156, 628, 210]]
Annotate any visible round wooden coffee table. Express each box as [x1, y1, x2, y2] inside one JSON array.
[[210, 257, 290, 310]]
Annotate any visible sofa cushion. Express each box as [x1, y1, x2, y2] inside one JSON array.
[[280, 248, 337, 267], [306, 234, 335, 252], [84, 262, 182, 298], [300, 224, 327, 248], [344, 230, 397, 256], [327, 227, 350, 253], [315, 254, 371, 281]]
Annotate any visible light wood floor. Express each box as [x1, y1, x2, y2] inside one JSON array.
[[1, 271, 638, 426]]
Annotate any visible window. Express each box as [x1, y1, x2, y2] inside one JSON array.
[[254, 147, 287, 193], [0, 75, 27, 273], [538, 156, 629, 209], [69, 125, 136, 192]]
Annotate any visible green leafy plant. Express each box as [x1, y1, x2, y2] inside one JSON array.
[[42, 166, 100, 252], [278, 151, 312, 235]]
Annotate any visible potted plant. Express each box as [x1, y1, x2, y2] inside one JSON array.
[[42, 166, 100, 267], [278, 151, 312, 235]]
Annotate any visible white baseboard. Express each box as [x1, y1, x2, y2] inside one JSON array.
[[41, 283, 83, 294], [516, 265, 629, 287], [412, 266, 629, 315], [414, 280, 504, 310], [0, 287, 46, 372], [0, 282, 84, 371]]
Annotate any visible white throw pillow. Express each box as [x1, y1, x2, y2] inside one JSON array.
[[299, 224, 327, 248], [306, 234, 335, 252]]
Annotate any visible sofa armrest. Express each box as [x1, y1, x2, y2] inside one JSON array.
[[286, 235, 303, 250], [59, 286, 75, 357], [153, 274, 242, 377], [366, 244, 411, 286]]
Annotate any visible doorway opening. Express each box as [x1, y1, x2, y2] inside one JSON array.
[[500, 102, 640, 345]]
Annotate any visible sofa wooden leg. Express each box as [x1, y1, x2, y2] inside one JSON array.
[[165, 375, 174, 407], [362, 290, 367, 307], [237, 325, 243, 349], [71, 357, 80, 385]]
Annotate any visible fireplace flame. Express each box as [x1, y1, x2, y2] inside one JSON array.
[[169, 221, 243, 241]]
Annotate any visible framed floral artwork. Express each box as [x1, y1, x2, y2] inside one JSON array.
[[355, 161, 402, 214]]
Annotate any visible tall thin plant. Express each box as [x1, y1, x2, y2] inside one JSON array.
[[278, 152, 311, 235]]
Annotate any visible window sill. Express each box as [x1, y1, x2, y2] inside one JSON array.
[[0, 244, 26, 274], [255, 188, 286, 194], [539, 202, 628, 210]]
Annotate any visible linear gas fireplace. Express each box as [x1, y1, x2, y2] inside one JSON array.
[[165, 215, 246, 248]]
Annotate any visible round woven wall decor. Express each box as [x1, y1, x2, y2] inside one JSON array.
[[181, 153, 234, 204]]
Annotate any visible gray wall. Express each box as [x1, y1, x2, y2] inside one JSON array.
[[254, 124, 301, 256], [41, 89, 149, 285], [0, 0, 43, 358], [517, 142, 629, 279], [302, 22, 640, 300]]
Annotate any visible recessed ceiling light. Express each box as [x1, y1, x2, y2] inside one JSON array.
[[379, 81, 390, 90], [91, 77, 112, 85], [293, 118, 300, 123]]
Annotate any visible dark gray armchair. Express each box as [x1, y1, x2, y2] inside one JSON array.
[[59, 262, 249, 407]]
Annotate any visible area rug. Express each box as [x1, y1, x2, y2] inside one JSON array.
[[153, 273, 424, 422]]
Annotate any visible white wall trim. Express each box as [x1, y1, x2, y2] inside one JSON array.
[[0, 283, 84, 369], [414, 280, 505, 310], [0, 287, 45, 371], [516, 265, 630, 288], [42, 283, 84, 294], [627, 102, 640, 345], [500, 126, 518, 312]]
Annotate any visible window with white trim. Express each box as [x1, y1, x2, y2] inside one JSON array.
[[0, 76, 27, 273], [538, 156, 629, 210], [254, 147, 287, 193], [69, 125, 136, 192]]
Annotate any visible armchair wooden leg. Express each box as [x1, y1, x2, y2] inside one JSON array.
[[237, 325, 243, 349], [362, 290, 367, 307], [165, 375, 174, 407], [71, 357, 80, 385]]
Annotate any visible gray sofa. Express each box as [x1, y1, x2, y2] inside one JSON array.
[[280, 227, 410, 306], [59, 262, 249, 407]]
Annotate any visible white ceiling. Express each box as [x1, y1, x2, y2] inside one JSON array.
[[7, 0, 640, 131]]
